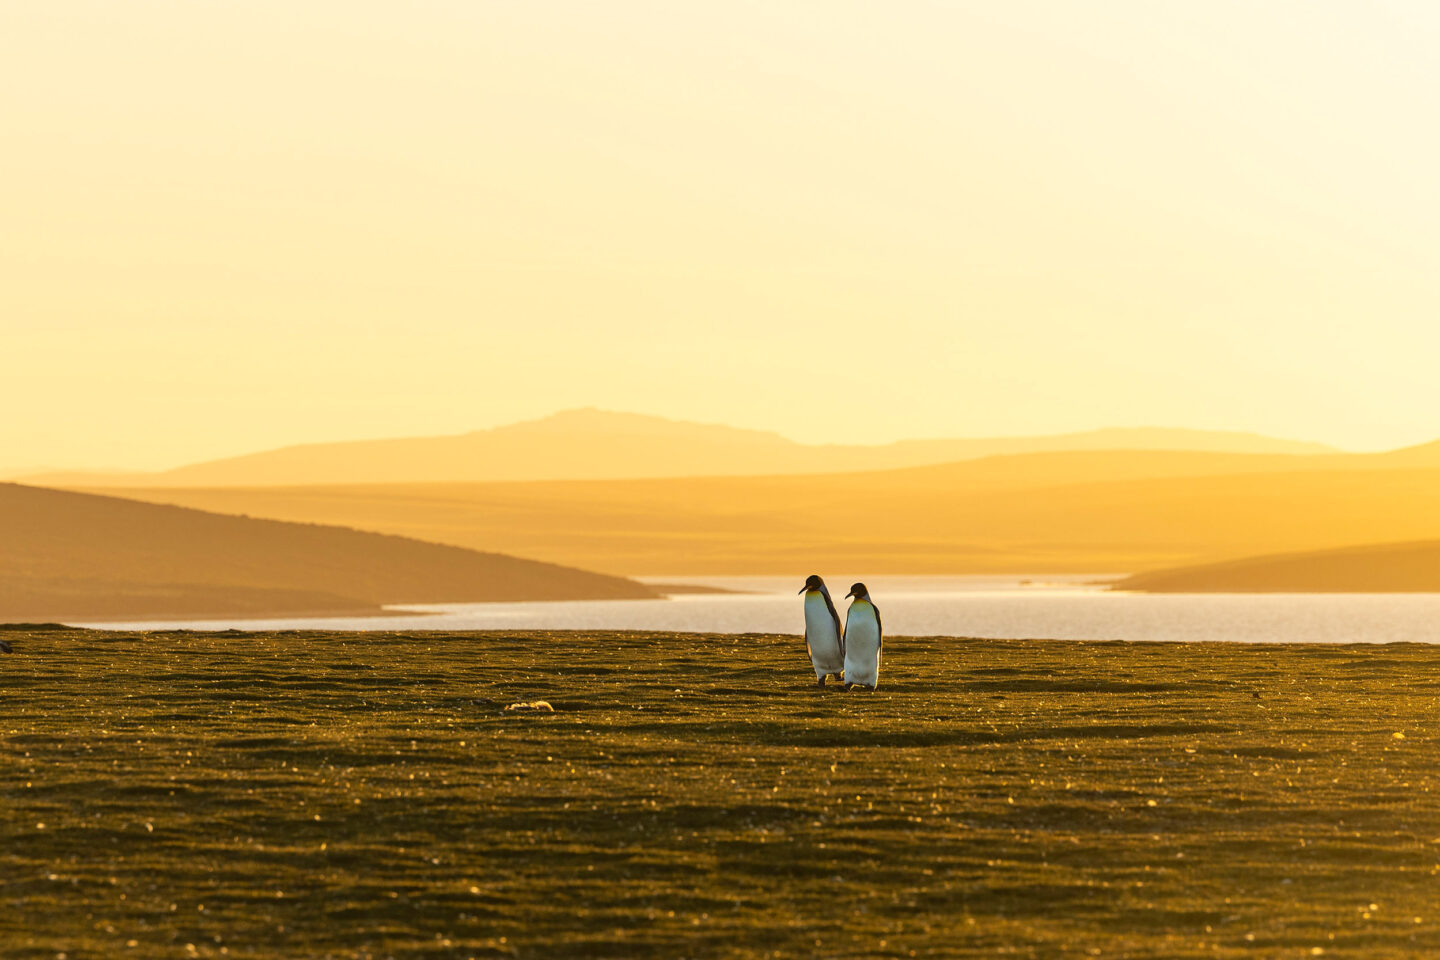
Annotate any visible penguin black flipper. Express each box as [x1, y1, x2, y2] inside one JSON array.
[[873, 602, 882, 650], [821, 586, 844, 657]]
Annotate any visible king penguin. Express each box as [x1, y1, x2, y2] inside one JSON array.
[[842, 582, 882, 691], [799, 574, 845, 687]]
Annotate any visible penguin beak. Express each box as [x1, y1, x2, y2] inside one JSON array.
[[798, 585, 808, 594], [844, 589, 855, 599]]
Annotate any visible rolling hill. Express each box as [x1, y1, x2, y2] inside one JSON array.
[[0, 483, 655, 622], [1113, 539, 1440, 593], [89, 446, 1440, 576], [17, 408, 1338, 488]]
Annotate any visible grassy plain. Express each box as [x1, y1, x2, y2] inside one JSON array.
[[5, 628, 1440, 958]]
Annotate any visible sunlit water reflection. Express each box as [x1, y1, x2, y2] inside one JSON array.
[[71, 576, 1440, 643]]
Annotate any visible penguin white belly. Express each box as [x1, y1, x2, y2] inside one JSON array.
[[803, 592, 844, 677], [843, 602, 882, 688]]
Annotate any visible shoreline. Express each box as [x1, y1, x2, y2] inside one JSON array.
[[41, 574, 1440, 630], [12, 625, 1439, 648]]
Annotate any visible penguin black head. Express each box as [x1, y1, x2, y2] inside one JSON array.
[[800, 574, 825, 595], [845, 582, 870, 600]]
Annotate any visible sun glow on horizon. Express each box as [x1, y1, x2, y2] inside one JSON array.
[[6, 1, 1440, 471]]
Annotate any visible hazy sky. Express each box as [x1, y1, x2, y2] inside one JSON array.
[[6, 1, 1440, 470]]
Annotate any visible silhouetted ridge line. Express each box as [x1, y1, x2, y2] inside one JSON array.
[[16, 409, 1338, 487]]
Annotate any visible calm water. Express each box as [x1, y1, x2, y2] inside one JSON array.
[[72, 576, 1440, 644]]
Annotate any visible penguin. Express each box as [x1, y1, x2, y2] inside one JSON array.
[[842, 582, 882, 691], [799, 574, 845, 687]]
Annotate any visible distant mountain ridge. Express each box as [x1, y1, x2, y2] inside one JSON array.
[[17, 408, 1339, 488], [0, 483, 654, 622]]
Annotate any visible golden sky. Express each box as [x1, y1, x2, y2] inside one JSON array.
[[5, 1, 1440, 471]]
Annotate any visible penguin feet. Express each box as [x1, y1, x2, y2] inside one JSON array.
[[842, 683, 854, 692], [816, 676, 826, 688]]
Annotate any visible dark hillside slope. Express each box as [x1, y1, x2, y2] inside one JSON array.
[[0, 483, 654, 621], [1115, 539, 1440, 593]]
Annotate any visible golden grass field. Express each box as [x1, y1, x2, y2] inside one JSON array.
[[101, 455, 1440, 575], [6, 626, 1440, 958]]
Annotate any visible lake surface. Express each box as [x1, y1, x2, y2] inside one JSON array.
[[72, 575, 1440, 644]]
